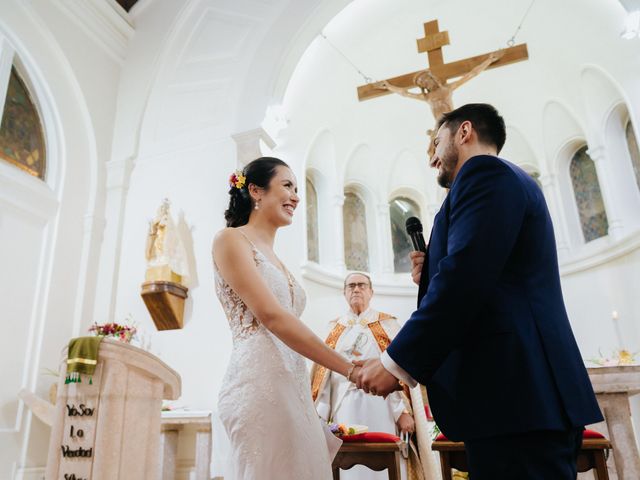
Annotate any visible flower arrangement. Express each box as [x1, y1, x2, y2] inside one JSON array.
[[328, 422, 367, 437], [88, 322, 137, 343], [587, 349, 638, 367]]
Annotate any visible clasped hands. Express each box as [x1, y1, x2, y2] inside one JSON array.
[[349, 358, 403, 398]]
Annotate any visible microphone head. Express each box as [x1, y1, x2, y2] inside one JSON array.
[[405, 216, 423, 234]]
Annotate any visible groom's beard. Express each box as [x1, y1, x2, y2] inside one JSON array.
[[437, 141, 458, 189]]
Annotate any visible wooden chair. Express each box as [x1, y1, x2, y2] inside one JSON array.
[[431, 429, 612, 480], [332, 432, 404, 480]]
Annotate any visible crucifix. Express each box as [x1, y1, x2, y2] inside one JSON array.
[[357, 20, 529, 143]]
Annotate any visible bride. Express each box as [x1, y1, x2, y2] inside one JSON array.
[[213, 157, 358, 479]]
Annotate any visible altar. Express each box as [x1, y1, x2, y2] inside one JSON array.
[[588, 365, 640, 480]]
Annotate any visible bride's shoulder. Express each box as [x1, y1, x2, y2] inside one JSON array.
[[214, 227, 240, 245], [213, 228, 252, 258]]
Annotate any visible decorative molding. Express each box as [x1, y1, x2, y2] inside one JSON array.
[[56, 0, 134, 65], [560, 229, 640, 276], [0, 162, 58, 220], [586, 145, 607, 163], [0, 36, 15, 118], [231, 128, 276, 167], [106, 157, 134, 191], [301, 262, 417, 297]]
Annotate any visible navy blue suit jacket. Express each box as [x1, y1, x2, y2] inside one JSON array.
[[387, 155, 603, 441]]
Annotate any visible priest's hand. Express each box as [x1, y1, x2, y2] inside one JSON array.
[[409, 251, 426, 285], [397, 412, 415, 435], [354, 358, 402, 397]]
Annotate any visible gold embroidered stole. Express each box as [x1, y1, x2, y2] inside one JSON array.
[[311, 322, 345, 401]]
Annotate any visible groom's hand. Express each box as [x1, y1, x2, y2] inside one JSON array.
[[409, 251, 426, 285], [355, 358, 402, 397]]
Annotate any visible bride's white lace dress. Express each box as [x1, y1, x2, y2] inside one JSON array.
[[214, 237, 340, 479]]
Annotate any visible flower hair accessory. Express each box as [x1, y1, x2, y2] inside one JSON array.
[[229, 170, 246, 189]]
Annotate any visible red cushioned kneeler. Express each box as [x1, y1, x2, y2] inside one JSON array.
[[341, 432, 401, 443]]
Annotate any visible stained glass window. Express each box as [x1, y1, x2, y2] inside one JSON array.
[[569, 146, 608, 242], [0, 66, 46, 179], [343, 192, 369, 272], [625, 120, 640, 192], [389, 197, 421, 272], [306, 178, 319, 263]]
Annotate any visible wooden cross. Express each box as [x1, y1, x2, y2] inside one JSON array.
[[357, 20, 529, 102]]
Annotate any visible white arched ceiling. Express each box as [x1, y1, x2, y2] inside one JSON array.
[[581, 65, 625, 145], [130, 0, 352, 158], [502, 125, 540, 173], [542, 100, 586, 173], [306, 128, 337, 179], [344, 143, 378, 195], [388, 149, 429, 206]]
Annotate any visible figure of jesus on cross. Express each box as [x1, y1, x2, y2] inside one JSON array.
[[357, 20, 528, 154]]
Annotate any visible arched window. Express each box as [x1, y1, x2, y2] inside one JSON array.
[[343, 191, 369, 271], [389, 197, 421, 272], [306, 177, 319, 263], [625, 120, 640, 192], [569, 146, 608, 242], [0, 65, 46, 179]]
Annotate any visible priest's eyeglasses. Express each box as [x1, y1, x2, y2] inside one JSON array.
[[345, 282, 370, 291]]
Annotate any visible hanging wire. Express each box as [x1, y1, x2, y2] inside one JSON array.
[[320, 32, 376, 83], [506, 0, 536, 46]]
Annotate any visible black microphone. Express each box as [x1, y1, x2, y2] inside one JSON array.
[[405, 217, 427, 253]]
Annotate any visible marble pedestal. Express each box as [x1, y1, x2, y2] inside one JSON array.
[[588, 366, 640, 480], [160, 410, 212, 480], [45, 339, 181, 480]]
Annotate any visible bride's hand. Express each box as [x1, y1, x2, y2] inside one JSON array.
[[349, 360, 364, 384]]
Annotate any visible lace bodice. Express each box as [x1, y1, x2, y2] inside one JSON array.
[[213, 242, 306, 342]]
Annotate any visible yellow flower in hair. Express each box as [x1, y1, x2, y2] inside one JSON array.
[[229, 171, 246, 189]]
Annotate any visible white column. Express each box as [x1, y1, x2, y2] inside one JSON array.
[[92, 156, 134, 323], [540, 174, 570, 258], [588, 146, 625, 239], [376, 202, 394, 274], [330, 193, 346, 272]]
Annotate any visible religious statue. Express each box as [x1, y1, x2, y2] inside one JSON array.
[[356, 19, 528, 156], [141, 199, 190, 330], [145, 199, 189, 285]]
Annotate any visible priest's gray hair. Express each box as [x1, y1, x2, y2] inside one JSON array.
[[343, 272, 373, 289]]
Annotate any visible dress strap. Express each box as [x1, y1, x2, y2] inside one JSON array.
[[236, 228, 259, 251]]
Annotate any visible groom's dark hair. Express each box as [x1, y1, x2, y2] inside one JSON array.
[[437, 103, 506, 153]]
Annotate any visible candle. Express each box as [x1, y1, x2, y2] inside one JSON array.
[[612, 310, 619, 320]]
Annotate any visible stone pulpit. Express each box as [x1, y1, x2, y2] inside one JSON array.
[[588, 365, 640, 480], [45, 338, 181, 480]]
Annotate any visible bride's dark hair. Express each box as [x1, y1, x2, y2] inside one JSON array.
[[225, 157, 289, 227]]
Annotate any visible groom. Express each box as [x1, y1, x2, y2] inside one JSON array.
[[356, 103, 603, 479]]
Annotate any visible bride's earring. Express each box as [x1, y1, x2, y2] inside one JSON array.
[[254, 199, 260, 210]]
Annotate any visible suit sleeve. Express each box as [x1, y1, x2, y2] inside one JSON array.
[[386, 158, 528, 384]]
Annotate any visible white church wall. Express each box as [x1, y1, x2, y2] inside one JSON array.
[[105, 0, 344, 421], [0, 0, 125, 476]]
